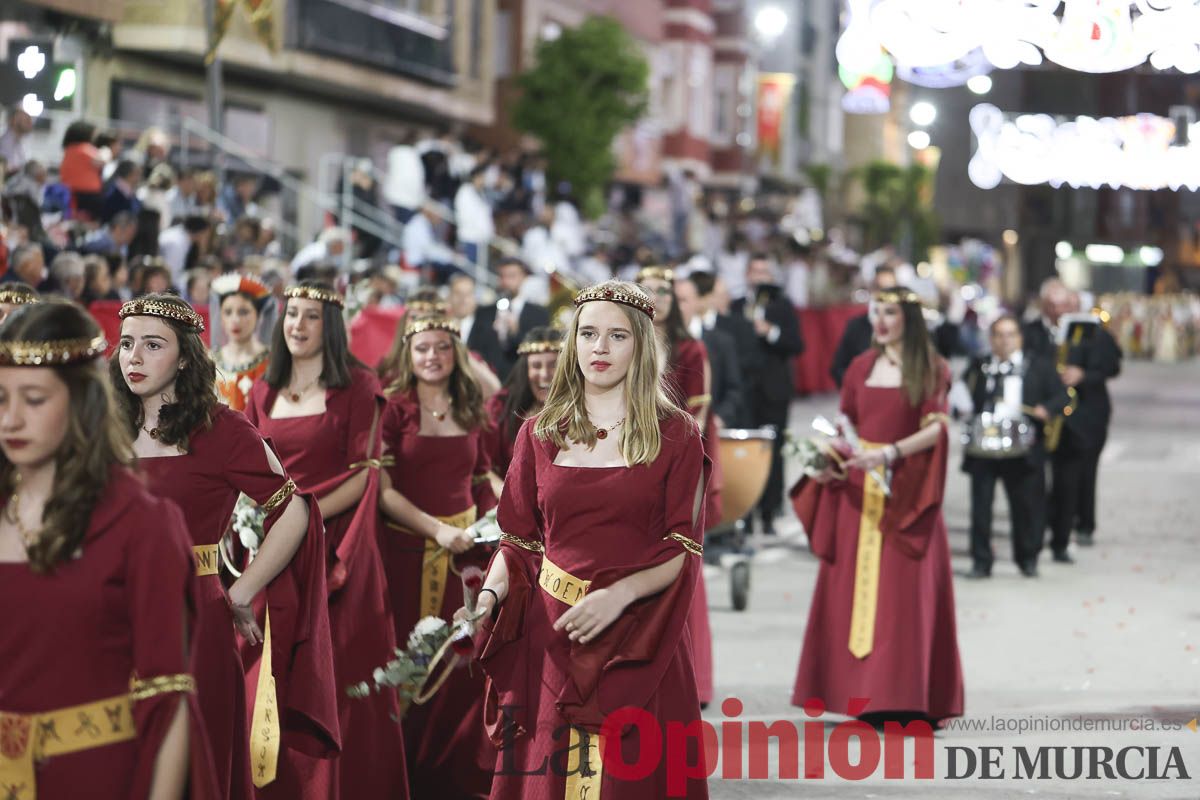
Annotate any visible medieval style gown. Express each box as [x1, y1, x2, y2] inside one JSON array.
[[0, 467, 220, 799], [379, 387, 498, 799], [245, 367, 408, 800], [140, 405, 325, 800], [482, 389, 516, 480], [215, 349, 270, 412], [790, 351, 965, 721], [665, 337, 717, 706], [478, 414, 709, 799]]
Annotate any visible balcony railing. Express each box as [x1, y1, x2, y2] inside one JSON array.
[[289, 0, 456, 86]]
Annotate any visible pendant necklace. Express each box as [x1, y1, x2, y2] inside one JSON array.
[[593, 418, 625, 440], [286, 376, 320, 403], [423, 399, 452, 421], [142, 424, 159, 440], [4, 473, 41, 549]]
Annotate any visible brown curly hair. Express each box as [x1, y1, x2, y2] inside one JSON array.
[[109, 293, 218, 449], [0, 301, 135, 573]]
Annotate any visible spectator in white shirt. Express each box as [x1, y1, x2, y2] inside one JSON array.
[[551, 198, 585, 260], [383, 132, 426, 224], [0, 107, 33, 177], [521, 207, 566, 276], [454, 165, 494, 269], [158, 216, 212, 285], [290, 227, 352, 275], [403, 203, 457, 282]]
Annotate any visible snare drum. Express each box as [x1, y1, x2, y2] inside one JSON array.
[[717, 427, 776, 526], [963, 413, 1036, 459]]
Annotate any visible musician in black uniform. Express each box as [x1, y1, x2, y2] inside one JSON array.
[[730, 253, 805, 534], [961, 315, 1069, 578], [1048, 303, 1122, 554]]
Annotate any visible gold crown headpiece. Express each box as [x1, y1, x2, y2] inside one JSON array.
[[284, 285, 345, 308], [872, 289, 924, 306], [0, 287, 41, 306], [119, 298, 206, 332], [517, 339, 562, 356], [573, 282, 655, 320], [0, 334, 108, 366], [636, 266, 675, 284], [406, 299, 448, 316], [403, 316, 461, 341]]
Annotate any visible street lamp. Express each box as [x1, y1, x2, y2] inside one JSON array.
[[907, 130, 931, 150], [754, 6, 789, 41], [910, 101, 937, 127]]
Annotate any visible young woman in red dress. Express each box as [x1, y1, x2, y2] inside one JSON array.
[[0, 301, 217, 800], [464, 280, 710, 799], [481, 325, 561, 490], [244, 281, 407, 800], [376, 314, 497, 799], [637, 265, 718, 707], [111, 293, 326, 800], [790, 287, 964, 725], [212, 274, 273, 411]]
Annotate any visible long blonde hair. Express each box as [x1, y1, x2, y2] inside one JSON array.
[[386, 327, 487, 431], [535, 282, 691, 466]]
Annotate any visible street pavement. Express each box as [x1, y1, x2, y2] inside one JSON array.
[[700, 358, 1200, 799]]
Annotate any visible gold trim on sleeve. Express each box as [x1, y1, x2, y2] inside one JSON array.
[[663, 532, 703, 557], [348, 455, 396, 470], [686, 393, 712, 408], [500, 532, 544, 554], [261, 478, 297, 515], [128, 672, 197, 702], [920, 412, 950, 429]]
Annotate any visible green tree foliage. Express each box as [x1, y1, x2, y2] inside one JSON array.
[[513, 17, 649, 218], [853, 160, 939, 261]]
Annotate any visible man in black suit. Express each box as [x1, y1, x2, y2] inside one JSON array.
[[1048, 301, 1122, 555], [830, 266, 897, 387], [960, 315, 1069, 578], [730, 254, 805, 533], [1020, 277, 1072, 360], [677, 271, 747, 428], [466, 258, 550, 380]]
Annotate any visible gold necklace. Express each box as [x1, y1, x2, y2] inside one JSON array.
[[592, 418, 625, 440], [4, 473, 41, 549], [142, 424, 159, 440], [422, 398, 452, 421], [286, 376, 320, 403]]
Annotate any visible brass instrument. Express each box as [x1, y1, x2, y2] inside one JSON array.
[[1045, 315, 1096, 452]]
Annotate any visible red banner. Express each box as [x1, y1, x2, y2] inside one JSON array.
[[757, 73, 795, 163]]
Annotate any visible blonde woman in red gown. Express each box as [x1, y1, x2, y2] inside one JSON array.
[[638, 265, 718, 707], [376, 315, 498, 799], [790, 287, 964, 725], [111, 294, 328, 800], [0, 301, 218, 799], [481, 325, 561, 489], [244, 282, 408, 800], [213, 274, 273, 411], [464, 280, 710, 799]]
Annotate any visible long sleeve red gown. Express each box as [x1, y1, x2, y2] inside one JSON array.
[[481, 389, 516, 479], [478, 414, 710, 799], [789, 351, 965, 721], [245, 367, 408, 800], [665, 337, 717, 706], [378, 387, 498, 800], [140, 405, 326, 800], [0, 467, 219, 799]]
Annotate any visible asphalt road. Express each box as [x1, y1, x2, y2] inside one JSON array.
[[701, 357, 1200, 799]]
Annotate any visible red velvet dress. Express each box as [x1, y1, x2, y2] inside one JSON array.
[[246, 367, 408, 800], [666, 338, 717, 706], [789, 351, 965, 720], [482, 389, 517, 479], [379, 388, 498, 799], [478, 415, 709, 799], [0, 467, 219, 800], [140, 406, 324, 800]]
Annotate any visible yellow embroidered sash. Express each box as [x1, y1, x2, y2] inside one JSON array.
[[192, 544, 219, 576], [249, 610, 279, 787], [0, 674, 195, 799], [417, 507, 477, 619], [848, 440, 887, 659], [538, 556, 590, 607], [564, 726, 604, 799]]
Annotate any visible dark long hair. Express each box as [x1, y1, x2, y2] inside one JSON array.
[[500, 326, 563, 441], [265, 280, 363, 390], [875, 291, 942, 406], [1, 301, 134, 573], [109, 293, 218, 449]]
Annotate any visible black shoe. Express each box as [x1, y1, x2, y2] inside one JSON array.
[[1076, 531, 1095, 547], [966, 564, 991, 579], [1052, 551, 1074, 564], [1018, 561, 1039, 578], [761, 518, 777, 536]]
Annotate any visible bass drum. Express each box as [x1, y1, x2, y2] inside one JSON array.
[[717, 427, 776, 527], [963, 414, 1036, 459]]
